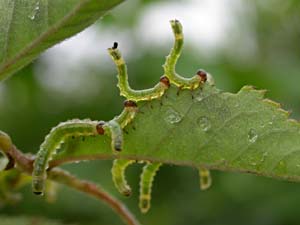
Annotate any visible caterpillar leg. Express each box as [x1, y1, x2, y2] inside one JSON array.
[[108, 43, 170, 101], [32, 119, 99, 195], [163, 20, 208, 89], [139, 162, 162, 213], [112, 159, 135, 196], [199, 167, 212, 190]]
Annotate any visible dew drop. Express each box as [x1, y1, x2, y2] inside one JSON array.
[[276, 160, 287, 174], [248, 129, 258, 143], [195, 93, 204, 102], [260, 152, 268, 163], [164, 108, 182, 124], [268, 116, 276, 125], [197, 116, 211, 132], [194, 90, 208, 102], [28, 1, 40, 20]]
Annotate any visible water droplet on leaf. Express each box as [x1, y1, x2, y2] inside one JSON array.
[[164, 108, 182, 124], [195, 93, 204, 102], [197, 116, 211, 132], [248, 129, 258, 143], [275, 161, 287, 174], [28, 1, 40, 20], [260, 152, 268, 163]]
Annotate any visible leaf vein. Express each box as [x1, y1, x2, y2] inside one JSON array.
[[4, 0, 16, 60]]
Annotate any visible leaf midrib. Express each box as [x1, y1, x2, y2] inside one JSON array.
[[3, 0, 15, 61]]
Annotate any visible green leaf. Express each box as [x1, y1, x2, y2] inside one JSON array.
[[52, 83, 300, 183], [0, 0, 124, 81]]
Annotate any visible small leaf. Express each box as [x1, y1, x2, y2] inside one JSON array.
[[0, 169, 31, 206], [0, 0, 124, 81], [0, 151, 9, 171]]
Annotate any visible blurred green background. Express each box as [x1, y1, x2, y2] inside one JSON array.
[[1, 0, 300, 224]]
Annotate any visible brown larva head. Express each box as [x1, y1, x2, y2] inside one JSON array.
[[159, 76, 170, 88], [96, 121, 106, 135], [197, 70, 207, 82], [124, 100, 137, 108]]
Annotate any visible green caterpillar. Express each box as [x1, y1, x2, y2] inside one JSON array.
[[139, 162, 162, 214], [32, 20, 213, 212], [112, 159, 135, 196], [32, 101, 138, 195]]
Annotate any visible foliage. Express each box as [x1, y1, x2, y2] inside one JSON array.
[[1, 1, 300, 225], [0, 0, 124, 81]]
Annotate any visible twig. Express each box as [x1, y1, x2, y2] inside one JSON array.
[[6, 145, 141, 225], [48, 169, 140, 225]]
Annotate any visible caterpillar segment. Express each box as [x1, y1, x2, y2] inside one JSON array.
[[115, 100, 139, 128], [108, 44, 170, 101], [139, 162, 162, 213], [111, 159, 135, 196], [32, 119, 99, 195], [199, 167, 212, 191], [101, 120, 123, 153], [96, 100, 138, 153], [163, 20, 212, 89], [32, 99, 139, 195], [110, 100, 139, 194]]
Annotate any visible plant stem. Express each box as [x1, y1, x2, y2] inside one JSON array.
[[48, 168, 140, 225], [7, 145, 141, 225]]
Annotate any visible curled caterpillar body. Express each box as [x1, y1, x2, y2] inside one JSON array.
[[139, 162, 162, 213], [105, 120, 123, 152], [108, 46, 170, 101], [32, 119, 99, 195], [114, 100, 139, 128], [163, 20, 211, 90], [112, 159, 135, 196]]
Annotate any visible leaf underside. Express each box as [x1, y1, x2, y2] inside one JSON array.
[[0, 0, 124, 81], [52, 83, 300, 183]]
